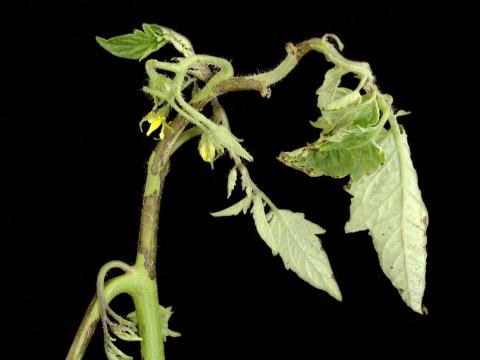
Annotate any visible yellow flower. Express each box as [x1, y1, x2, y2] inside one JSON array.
[[142, 111, 173, 139], [146, 113, 165, 136], [198, 134, 217, 163]]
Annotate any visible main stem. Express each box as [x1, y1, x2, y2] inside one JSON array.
[[129, 113, 193, 359]]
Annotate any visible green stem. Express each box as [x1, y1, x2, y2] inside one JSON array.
[[309, 35, 373, 81], [246, 42, 299, 86], [129, 153, 170, 360], [66, 273, 135, 360], [215, 40, 314, 97], [131, 255, 166, 360]]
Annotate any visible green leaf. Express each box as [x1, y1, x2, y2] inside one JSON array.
[[316, 67, 346, 110], [267, 209, 342, 301], [211, 196, 252, 217], [278, 126, 384, 181], [227, 167, 238, 198], [345, 126, 428, 314], [158, 305, 181, 341], [324, 88, 361, 111], [162, 26, 195, 57], [314, 67, 379, 133], [110, 324, 142, 342], [96, 24, 167, 60], [251, 195, 277, 255], [105, 335, 133, 360], [312, 94, 379, 133], [209, 123, 253, 162]]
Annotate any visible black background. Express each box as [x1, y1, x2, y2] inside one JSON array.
[[3, 1, 476, 359]]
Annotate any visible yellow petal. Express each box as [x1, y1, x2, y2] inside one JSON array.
[[199, 143, 209, 162], [146, 116, 164, 136]]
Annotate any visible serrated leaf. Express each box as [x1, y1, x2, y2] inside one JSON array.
[[211, 196, 252, 217], [345, 127, 428, 313], [158, 305, 181, 341], [240, 168, 253, 198], [227, 167, 238, 198], [268, 209, 342, 301], [96, 24, 167, 60], [127, 304, 181, 342], [279, 126, 384, 181], [105, 336, 133, 360], [110, 324, 142, 342], [209, 123, 253, 162], [251, 195, 277, 255]]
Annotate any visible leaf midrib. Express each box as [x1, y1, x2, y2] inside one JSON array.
[[391, 121, 413, 307]]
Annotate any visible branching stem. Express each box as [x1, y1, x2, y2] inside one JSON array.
[[67, 36, 340, 360]]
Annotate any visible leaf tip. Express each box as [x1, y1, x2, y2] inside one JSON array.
[[327, 275, 343, 302], [95, 36, 106, 46]]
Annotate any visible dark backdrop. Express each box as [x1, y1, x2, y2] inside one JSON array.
[[3, 1, 475, 359]]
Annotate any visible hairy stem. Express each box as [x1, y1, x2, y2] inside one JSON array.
[[214, 40, 314, 97], [68, 37, 325, 360]]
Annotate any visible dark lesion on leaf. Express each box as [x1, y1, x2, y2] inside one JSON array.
[[421, 215, 428, 227]]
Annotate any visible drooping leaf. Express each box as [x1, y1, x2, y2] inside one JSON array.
[[227, 167, 238, 198], [314, 67, 379, 133], [352, 92, 380, 128], [210, 196, 252, 217], [251, 195, 277, 255], [105, 335, 133, 360], [345, 127, 428, 313], [96, 24, 167, 60], [316, 67, 346, 110], [324, 88, 362, 111], [267, 209, 342, 301], [278, 126, 384, 181]]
